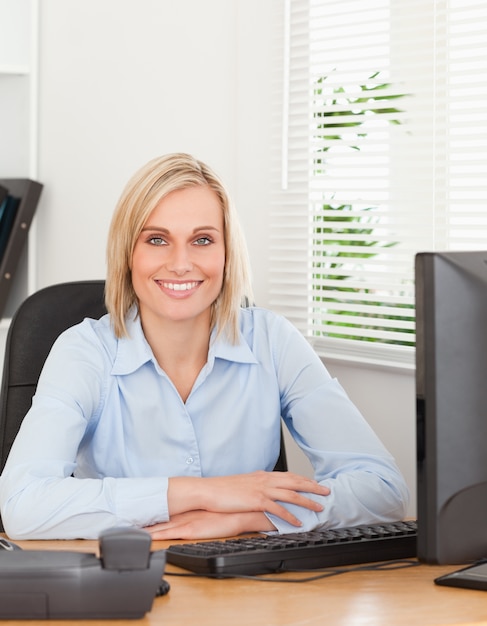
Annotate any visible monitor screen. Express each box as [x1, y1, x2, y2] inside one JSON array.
[[416, 250, 487, 564]]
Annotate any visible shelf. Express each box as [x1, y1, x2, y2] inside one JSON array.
[[0, 65, 30, 76], [0, 319, 11, 331], [0, 0, 39, 350]]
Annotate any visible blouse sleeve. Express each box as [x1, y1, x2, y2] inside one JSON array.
[[0, 321, 167, 539], [266, 315, 409, 533]]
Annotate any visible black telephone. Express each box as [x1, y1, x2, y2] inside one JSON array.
[[0, 527, 167, 619]]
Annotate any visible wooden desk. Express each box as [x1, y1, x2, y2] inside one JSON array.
[[2, 536, 487, 626]]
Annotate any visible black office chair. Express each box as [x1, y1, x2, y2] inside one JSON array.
[[0, 281, 107, 479], [0, 280, 286, 530]]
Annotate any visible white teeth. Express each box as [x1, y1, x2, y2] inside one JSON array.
[[162, 281, 199, 291]]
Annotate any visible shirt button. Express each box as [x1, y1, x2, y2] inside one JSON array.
[[186, 457, 194, 465]]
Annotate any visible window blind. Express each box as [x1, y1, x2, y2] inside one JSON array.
[[270, 0, 487, 368]]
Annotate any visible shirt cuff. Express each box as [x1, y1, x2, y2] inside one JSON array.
[[112, 477, 169, 527]]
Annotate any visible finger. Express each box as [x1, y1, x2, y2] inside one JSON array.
[[145, 523, 174, 536], [260, 483, 327, 512], [295, 481, 330, 497], [266, 473, 330, 497], [265, 501, 303, 527], [263, 490, 327, 526], [293, 493, 326, 512], [306, 482, 331, 496], [147, 522, 194, 540]]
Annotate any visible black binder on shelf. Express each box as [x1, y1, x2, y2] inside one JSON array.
[[0, 179, 43, 319], [0, 184, 7, 207]]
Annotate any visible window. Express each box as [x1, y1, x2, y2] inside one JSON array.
[[270, 0, 487, 368]]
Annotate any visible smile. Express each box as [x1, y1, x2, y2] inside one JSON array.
[[159, 281, 201, 292]]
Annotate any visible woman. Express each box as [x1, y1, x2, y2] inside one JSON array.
[[0, 153, 408, 540]]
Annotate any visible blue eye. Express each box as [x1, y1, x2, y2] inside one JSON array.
[[148, 236, 166, 246], [194, 236, 212, 246]]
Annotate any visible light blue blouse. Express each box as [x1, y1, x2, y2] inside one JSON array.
[[0, 307, 408, 539]]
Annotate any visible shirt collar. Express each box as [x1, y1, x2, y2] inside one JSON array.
[[208, 327, 258, 366], [111, 309, 258, 376], [111, 309, 155, 375]]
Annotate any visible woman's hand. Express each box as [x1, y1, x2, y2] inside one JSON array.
[[145, 510, 276, 541], [167, 471, 330, 528]]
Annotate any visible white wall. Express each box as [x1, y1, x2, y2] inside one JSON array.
[[34, 0, 416, 516], [36, 0, 239, 285]]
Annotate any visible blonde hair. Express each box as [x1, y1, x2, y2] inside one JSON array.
[[105, 153, 253, 341]]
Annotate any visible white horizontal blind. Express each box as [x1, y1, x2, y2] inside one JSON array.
[[270, 0, 487, 368]]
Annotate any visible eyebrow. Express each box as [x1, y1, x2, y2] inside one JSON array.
[[140, 225, 221, 233]]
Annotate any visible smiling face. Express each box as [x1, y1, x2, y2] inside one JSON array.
[[131, 184, 226, 335]]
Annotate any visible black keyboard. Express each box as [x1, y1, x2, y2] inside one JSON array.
[[166, 519, 417, 577]]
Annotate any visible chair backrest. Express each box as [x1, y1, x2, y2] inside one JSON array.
[[274, 429, 288, 472], [0, 281, 107, 480]]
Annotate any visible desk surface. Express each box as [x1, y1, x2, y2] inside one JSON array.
[[2, 536, 487, 626]]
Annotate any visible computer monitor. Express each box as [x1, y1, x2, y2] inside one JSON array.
[[416, 250, 487, 564]]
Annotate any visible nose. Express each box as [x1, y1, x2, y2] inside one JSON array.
[[166, 243, 193, 276]]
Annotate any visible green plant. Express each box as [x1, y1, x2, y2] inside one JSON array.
[[311, 72, 414, 346]]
